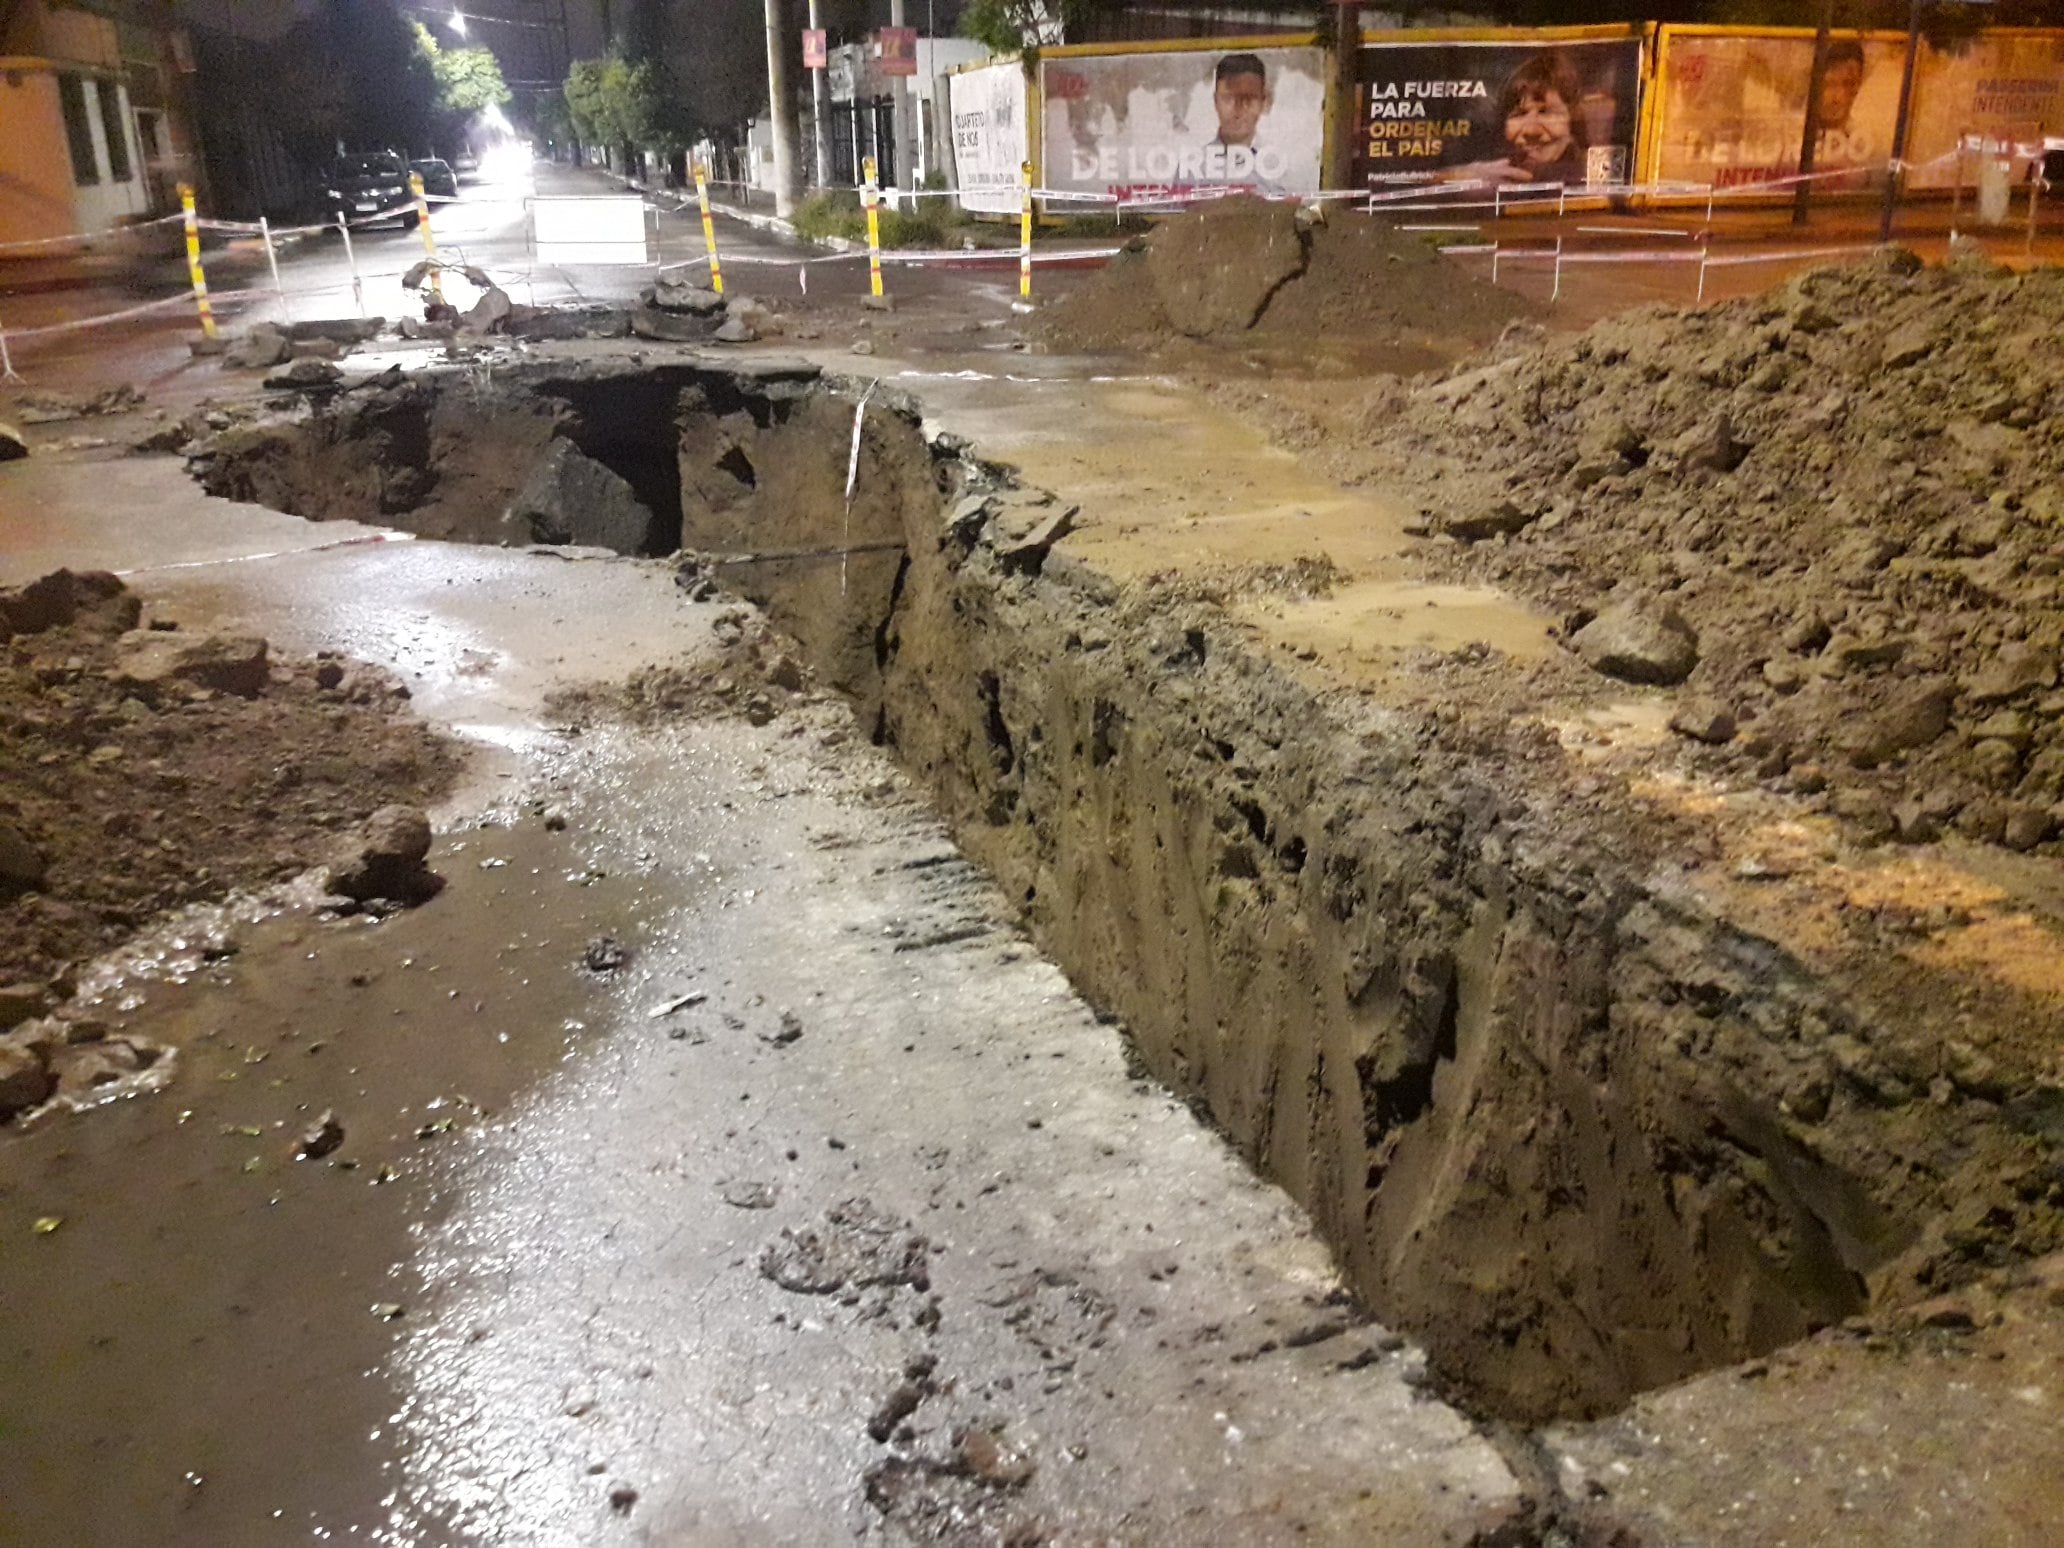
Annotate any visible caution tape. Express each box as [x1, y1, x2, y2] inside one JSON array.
[[0, 287, 261, 343], [0, 210, 187, 254]]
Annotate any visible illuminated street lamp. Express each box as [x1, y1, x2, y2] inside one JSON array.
[[450, 10, 467, 35]]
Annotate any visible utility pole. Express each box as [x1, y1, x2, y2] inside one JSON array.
[[1326, 2, 1361, 195], [1880, 0, 1924, 241], [808, 0, 829, 189], [890, 0, 915, 191], [763, 0, 802, 215], [1792, 0, 1837, 228]]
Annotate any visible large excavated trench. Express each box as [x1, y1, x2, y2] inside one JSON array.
[[197, 359, 2059, 1426]]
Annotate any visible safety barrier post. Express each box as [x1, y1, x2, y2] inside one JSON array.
[[409, 172, 443, 303], [863, 156, 885, 300], [336, 214, 364, 316], [1705, 182, 1717, 224], [178, 184, 217, 341], [1491, 241, 1501, 285], [694, 161, 724, 295], [1551, 236, 1563, 304], [0, 318, 19, 383], [1019, 161, 1034, 305], [1952, 138, 1966, 225], [1493, 182, 1503, 221], [1697, 244, 1711, 303], [259, 215, 288, 319]]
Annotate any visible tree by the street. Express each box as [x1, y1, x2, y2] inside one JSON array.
[[413, 23, 515, 116]]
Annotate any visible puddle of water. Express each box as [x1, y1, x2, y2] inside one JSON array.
[[0, 813, 660, 1547]]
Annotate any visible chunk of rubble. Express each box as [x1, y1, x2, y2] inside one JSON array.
[[322, 805, 443, 906], [113, 630, 269, 698], [1570, 600, 1700, 686], [502, 441, 656, 555]]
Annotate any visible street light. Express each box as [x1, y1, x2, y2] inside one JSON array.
[[449, 10, 467, 35]]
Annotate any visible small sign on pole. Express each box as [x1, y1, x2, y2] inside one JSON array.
[[803, 28, 827, 70], [877, 27, 917, 77]]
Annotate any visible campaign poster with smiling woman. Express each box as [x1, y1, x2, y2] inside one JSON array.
[[1040, 46, 1326, 201], [1357, 37, 1643, 190]]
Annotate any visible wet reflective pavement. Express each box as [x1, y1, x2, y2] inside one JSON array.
[[0, 454, 1521, 1544]]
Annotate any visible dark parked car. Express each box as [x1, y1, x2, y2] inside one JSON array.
[[410, 158, 458, 201], [324, 152, 418, 229]]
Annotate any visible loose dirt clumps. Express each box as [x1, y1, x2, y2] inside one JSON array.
[[0, 569, 461, 998], [1373, 248, 2064, 854], [1037, 202, 1532, 373]]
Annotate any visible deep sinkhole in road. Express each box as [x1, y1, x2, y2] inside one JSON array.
[[195, 358, 1949, 1427]]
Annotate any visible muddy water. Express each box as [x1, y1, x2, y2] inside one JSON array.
[[0, 816, 655, 1545]]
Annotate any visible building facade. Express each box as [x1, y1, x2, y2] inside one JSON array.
[[0, 0, 201, 245]]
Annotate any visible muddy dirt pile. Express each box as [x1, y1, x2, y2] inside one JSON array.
[[1381, 248, 2064, 855], [1037, 203, 1531, 372], [0, 569, 460, 997]]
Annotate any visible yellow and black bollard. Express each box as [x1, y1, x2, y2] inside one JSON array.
[[179, 183, 217, 342], [863, 156, 885, 301], [1019, 160, 1034, 304], [694, 163, 725, 295], [409, 171, 443, 304]]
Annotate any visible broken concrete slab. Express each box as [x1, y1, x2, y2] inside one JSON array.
[[629, 307, 715, 344], [502, 441, 657, 556], [225, 325, 293, 370]]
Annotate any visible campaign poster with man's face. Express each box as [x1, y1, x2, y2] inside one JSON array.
[[1040, 47, 1326, 200], [1357, 39, 1642, 190], [1652, 32, 1905, 191]]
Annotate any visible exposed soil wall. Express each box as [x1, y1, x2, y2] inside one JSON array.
[[196, 362, 2064, 1427]]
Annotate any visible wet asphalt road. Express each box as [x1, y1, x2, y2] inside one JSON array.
[[0, 450, 1520, 1544]]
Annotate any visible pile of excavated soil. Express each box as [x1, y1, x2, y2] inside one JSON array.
[[0, 570, 460, 990], [1355, 248, 2064, 856], [1036, 202, 1532, 373]]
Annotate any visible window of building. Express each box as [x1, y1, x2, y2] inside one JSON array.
[[58, 73, 101, 186], [96, 77, 133, 182]]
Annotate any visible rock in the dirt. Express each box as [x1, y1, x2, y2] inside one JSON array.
[[113, 630, 270, 698], [0, 568, 136, 638], [860, 292, 895, 313], [264, 358, 343, 391], [0, 822, 48, 891], [1842, 680, 1955, 768], [582, 936, 629, 974], [287, 318, 384, 346], [629, 307, 712, 344], [297, 1109, 346, 1159], [461, 287, 513, 333], [652, 272, 724, 314], [0, 983, 55, 1029], [1570, 600, 1700, 686], [1441, 498, 1537, 543], [2001, 803, 2055, 852], [225, 325, 292, 370], [324, 805, 441, 905], [0, 422, 27, 461], [1880, 320, 1936, 369], [1963, 643, 2058, 705], [0, 1041, 54, 1120], [503, 441, 656, 556], [991, 501, 1079, 576], [713, 317, 758, 345], [1668, 698, 1737, 745], [1670, 414, 1747, 473]]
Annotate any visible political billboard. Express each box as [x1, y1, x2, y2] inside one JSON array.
[[1356, 36, 1643, 190], [948, 61, 1029, 216], [1650, 30, 1905, 192], [1040, 45, 1326, 201], [1905, 32, 2064, 189]]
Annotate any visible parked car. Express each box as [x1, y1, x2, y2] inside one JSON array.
[[451, 148, 480, 178], [410, 158, 458, 201], [324, 151, 418, 229]]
